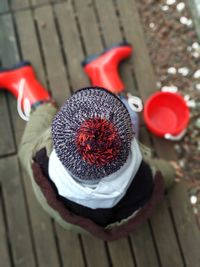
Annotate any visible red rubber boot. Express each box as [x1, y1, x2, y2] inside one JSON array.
[[0, 61, 51, 111], [82, 42, 133, 94]]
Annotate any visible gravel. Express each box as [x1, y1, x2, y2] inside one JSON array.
[[137, 0, 200, 225]]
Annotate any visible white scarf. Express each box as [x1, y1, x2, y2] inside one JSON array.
[[48, 139, 142, 209]]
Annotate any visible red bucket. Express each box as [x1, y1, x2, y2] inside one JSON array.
[[144, 92, 190, 138]]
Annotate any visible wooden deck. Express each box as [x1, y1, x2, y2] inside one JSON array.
[[0, 0, 200, 266]]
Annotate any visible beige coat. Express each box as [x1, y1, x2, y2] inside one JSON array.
[[18, 103, 175, 240]]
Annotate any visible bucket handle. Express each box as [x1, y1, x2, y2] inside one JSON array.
[[164, 129, 186, 141], [127, 93, 143, 112]]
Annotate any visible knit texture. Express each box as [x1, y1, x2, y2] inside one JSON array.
[[51, 87, 134, 182]]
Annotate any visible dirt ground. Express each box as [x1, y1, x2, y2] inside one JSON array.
[[137, 0, 200, 225]]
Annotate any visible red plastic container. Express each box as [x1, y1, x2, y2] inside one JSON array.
[[144, 92, 190, 137]]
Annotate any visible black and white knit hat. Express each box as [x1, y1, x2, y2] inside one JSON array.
[[51, 87, 134, 184]]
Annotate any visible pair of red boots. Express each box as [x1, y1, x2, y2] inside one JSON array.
[[0, 43, 132, 120]]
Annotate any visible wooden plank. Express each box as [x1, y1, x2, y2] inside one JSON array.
[[31, 0, 62, 5], [10, 0, 29, 10], [13, 9, 62, 267], [55, 225, 85, 267], [116, 0, 156, 102], [150, 200, 184, 267], [130, 222, 159, 267], [168, 183, 200, 266], [0, 0, 9, 13], [31, 0, 49, 6], [137, 122, 184, 267], [188, 0, 200, 41], [21, 169, 61, 267], [0, 94, 16, 155], [81, 235, 109, 267], [135, 126, 174, 266], [0, 185, 11, 267], [94, 0, 137, 96], [15, 10, 47, 86], [94, 0, 122, 44], [107, 238, 135, 267], [0, 13, 26, 146], [0, 15, 17, 156], [0, 156, 36, 267], [54, 2, 88, 91], [74, 0, 102, 55], [34, 5, 71, 106], [138, 127, 184, 266]]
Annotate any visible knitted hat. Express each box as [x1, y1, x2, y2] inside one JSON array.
[[51, 87, 134, 184]]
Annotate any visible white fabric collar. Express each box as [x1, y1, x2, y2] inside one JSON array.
[[48, 139, 142, 209]]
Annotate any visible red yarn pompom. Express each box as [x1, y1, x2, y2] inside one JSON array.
[[75, 118, 121, 166]]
